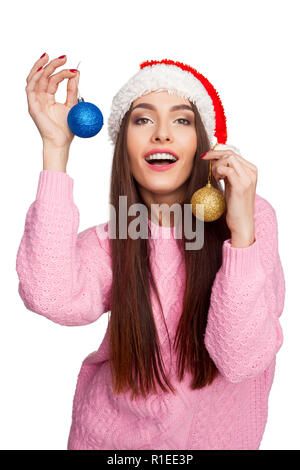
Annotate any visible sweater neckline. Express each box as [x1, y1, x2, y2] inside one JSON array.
[[147, 217, 180, 239]]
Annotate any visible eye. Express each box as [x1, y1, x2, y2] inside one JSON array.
[[134, 118, 151, 125], [133, 117, 191, 125], [176, 118, 191, 125]]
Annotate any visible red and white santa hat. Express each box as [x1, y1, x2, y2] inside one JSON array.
[[107, 59, 232, 149]]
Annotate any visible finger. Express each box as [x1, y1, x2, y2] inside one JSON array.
[[224, 154, 257, 182], [26, 53, 49, 85], [26, 65, 46, 93], [37, 55, 68, 93], [215, 143, 241, 155], [202, 149, 257, 173], [213, 154, 253, 183], [65, 71, 80, 108], [214, 165, 240, 187], [214, 150, 257, 173], [47, 69, 78, 96]]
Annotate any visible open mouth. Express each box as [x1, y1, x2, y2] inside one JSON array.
[[144, 153, 178, 166]]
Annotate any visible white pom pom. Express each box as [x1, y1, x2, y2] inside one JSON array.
[[214, 143, 242, 156]]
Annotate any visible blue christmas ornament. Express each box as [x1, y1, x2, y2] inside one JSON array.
[[67, 60, 104, 138], [67, 98, 103, 138]]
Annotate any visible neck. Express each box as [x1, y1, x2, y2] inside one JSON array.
[[139, 184, 187, 227]]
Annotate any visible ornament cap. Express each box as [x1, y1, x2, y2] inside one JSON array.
[[78, 97, 85, 103]]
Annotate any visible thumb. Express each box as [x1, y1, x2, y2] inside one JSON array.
[[65, 71, 80, 108]]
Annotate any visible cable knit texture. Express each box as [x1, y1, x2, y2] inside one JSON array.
[[16, 170, 285, 450]]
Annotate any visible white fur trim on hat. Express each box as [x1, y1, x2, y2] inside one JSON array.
[[214, 143, 241, 155], [107, 63, 216, 146]]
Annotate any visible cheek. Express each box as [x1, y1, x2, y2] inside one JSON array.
[[126, 125, 144, 157], [182, 133, 197, 161], [126, 132, 143, 175], [177, 126, 197, 147]]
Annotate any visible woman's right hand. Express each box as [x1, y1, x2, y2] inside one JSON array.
[[25, 53, 80, 150]]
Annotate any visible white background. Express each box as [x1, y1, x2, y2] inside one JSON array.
[[1, 0, 299, 450]]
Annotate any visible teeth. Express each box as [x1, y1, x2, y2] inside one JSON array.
[[145, 153, 177, 162]]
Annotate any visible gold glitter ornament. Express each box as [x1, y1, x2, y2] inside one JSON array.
[[190, 142, 226, 222]]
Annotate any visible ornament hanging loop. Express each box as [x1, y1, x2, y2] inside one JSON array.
[[190, 141, 226, 222], [76, 60, 84, 102], [207, 141, 219, 186], [66, 59, 104, 138]]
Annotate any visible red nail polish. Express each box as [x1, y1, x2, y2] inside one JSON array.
[[69, 69, 78, 73], [37, 66, 43, 72], [200, 152, 207, 158], [40, 52, 46, 58], [58, 55, 66, 59]]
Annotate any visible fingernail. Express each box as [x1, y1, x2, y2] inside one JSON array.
[[37, 66, 43, 72], [69, 69, 78, 73], [40, 52, 46, 58], [58, 55, 66, 59], [200, 152, 207, 158]]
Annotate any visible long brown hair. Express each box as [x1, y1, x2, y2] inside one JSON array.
[[108, 99, 231, 400]]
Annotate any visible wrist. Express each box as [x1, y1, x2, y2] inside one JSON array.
[[42, 142, 70, 172], [230, 230, 255, 248]]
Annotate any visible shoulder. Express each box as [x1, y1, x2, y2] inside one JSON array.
[[77, 222, 111, 256], [254, 193, 281, 272], [95, 221, 109, 239], [254, 193, 276, 215], [254, 193, 278, 232], [95, 221, 111, 255]]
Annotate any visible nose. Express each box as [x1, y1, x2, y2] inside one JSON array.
[[151, 123, 172, 143], [152, 133, 171, 144]]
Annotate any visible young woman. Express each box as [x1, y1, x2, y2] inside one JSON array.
[[16, 54, 285, 450]]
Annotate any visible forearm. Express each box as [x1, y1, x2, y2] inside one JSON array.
[[16, 171, 110, 326], [42, 141, 69, 172], [204, 237, 284, 383], [231, 220, 255, 248]]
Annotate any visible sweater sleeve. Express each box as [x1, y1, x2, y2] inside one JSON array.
[[16, 170, 112, 326], [204, 198, 285, 383]]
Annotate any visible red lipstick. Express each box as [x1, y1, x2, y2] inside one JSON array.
[[144, 160, 177, 172]]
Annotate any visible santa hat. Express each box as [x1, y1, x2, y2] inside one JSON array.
[[107, 59, 228, 147]]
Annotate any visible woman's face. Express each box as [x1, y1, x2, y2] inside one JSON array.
[[126, 90, 197, 207]]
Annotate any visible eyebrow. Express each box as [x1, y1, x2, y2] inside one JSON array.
[[131, 103, 194, 113]]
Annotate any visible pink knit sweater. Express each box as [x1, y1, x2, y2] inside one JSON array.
[[16, 170, 285, 450]]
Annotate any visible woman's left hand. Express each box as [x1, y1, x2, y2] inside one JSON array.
[[202, 148, 258, 247]]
